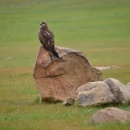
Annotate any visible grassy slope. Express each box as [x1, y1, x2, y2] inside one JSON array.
[[0, 0, 130, 130]]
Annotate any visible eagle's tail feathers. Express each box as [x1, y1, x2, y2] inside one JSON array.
[[52, 50, 59, 59]]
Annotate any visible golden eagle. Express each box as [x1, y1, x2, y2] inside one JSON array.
[[38, 21, 59, 61]]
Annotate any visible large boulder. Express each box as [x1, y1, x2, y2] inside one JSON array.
[[104, 78, 130, 104], [91, 107, 130, 124], [33, 46, 102, 102], [76, 81, 116, 107]]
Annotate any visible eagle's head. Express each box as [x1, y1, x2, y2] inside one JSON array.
[[40, 21, 47, 29]]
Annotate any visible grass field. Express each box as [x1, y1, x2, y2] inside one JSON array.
[[0, 0, 130, 130]]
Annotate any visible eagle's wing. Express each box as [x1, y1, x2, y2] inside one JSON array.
[[38, 30, 48, 44], [39, 30, 55, 51]]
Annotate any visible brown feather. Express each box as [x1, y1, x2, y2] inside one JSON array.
[[38, 22, 59, 61]]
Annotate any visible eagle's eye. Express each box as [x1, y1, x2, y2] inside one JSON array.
[[40, 21, 46, 25]]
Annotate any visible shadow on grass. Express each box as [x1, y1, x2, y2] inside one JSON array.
[[32, 96, 130, 110]]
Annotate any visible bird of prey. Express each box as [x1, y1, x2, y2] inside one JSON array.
[[38, 21, 59, 61]]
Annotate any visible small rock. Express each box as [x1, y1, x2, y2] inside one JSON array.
[[6, 56, 12, 60], [91, 107, 130, 124], [125, 82, 130, 94], [76, 81, 116, 107], [95, 65, 118, 70], [104, 78, 130, 104], [62, 98, 75, 106]]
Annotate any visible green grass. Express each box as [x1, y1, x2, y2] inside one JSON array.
[[0, 0, 130, 130]]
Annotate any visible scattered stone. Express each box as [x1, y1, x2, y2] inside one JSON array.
[[6, 56, 12, 60], [33, 46, 102, 103], [76, 81, 116, 107], [91, 107, 130, 124], [104, 78, 130, 104], [62, 97, 75, 106], [95, 65, 118, 70], [125, 82, 130, 94]]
